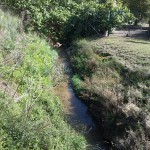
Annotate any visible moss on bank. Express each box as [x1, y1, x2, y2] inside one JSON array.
[[69, 37, 150, 149]]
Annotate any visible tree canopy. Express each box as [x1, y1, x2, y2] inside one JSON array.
[[121, 0, 150, 21], [1, 0, 132, 42]]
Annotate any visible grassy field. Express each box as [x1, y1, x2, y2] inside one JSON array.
[[69, 36, 150, 149], [92, 37, 150, 72], [0, 9, 87, 149]]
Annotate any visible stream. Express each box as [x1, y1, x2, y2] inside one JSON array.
[[65, 84, 106, 149], [57, 50, 108, 150]]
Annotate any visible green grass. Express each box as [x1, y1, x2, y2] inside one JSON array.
[[0, 9, 87, 149], [91, 37, 150, 72]]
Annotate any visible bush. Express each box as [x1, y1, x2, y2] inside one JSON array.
[[1, 0, 133, 43], [63, 1, 133, 44], [70, 39, 98, 77], [72, 74, 83, 94]]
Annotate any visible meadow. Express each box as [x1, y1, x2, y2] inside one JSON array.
[[92, 37, 150, 72]]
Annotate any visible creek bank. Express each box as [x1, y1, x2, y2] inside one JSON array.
[[55, 49, 109, 149], [66, 37, 150, 149]]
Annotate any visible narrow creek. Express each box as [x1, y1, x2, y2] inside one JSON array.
[[65, 83, 106, 149], [56, 50, 108, 150]]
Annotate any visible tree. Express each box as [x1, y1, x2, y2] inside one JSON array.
[[1, 0, 132, 42], [122, 0, 150, 21]]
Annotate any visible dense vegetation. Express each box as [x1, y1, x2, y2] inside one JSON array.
[[69, 37, 150, 149], [1, 0, 132, 42], [121, 0, 150, 22], [0, 0, 150, 149], [0, 9, 87, 149]]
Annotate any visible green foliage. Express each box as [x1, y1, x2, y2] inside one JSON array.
[[72, 74, 83, 94], [0, 9, 87, 150], [122, 0, 150, 21], [1, 0, 132, 42], [63, 1, 133, 43], [70, 39, 98, 77], [0, 9, 21, 53], [1, 0, 76, 41]]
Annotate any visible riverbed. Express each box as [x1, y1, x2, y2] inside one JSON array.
[[54, 50, 107, 149]]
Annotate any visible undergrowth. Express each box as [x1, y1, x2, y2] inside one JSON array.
[[0, 9, 87, 149], [69, 37, 150, 149]]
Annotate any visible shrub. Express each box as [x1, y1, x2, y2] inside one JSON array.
[[1, 0, 133, 42], [70, 39, 98, 77], [72, 74, 83, 94]]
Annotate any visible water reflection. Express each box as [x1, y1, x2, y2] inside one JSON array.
[[63, 84, 107, 150]]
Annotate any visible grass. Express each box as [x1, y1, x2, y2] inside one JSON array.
[[0, 9, 87, 149], [69, 36, 150, 149], [91, 37, 150, 72]]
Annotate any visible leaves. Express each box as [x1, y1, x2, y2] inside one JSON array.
[[1, 0, 132, 42]]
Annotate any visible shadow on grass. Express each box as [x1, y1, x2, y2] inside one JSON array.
[[81, 32, 149, 43], [126, 39, 150, 44]]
